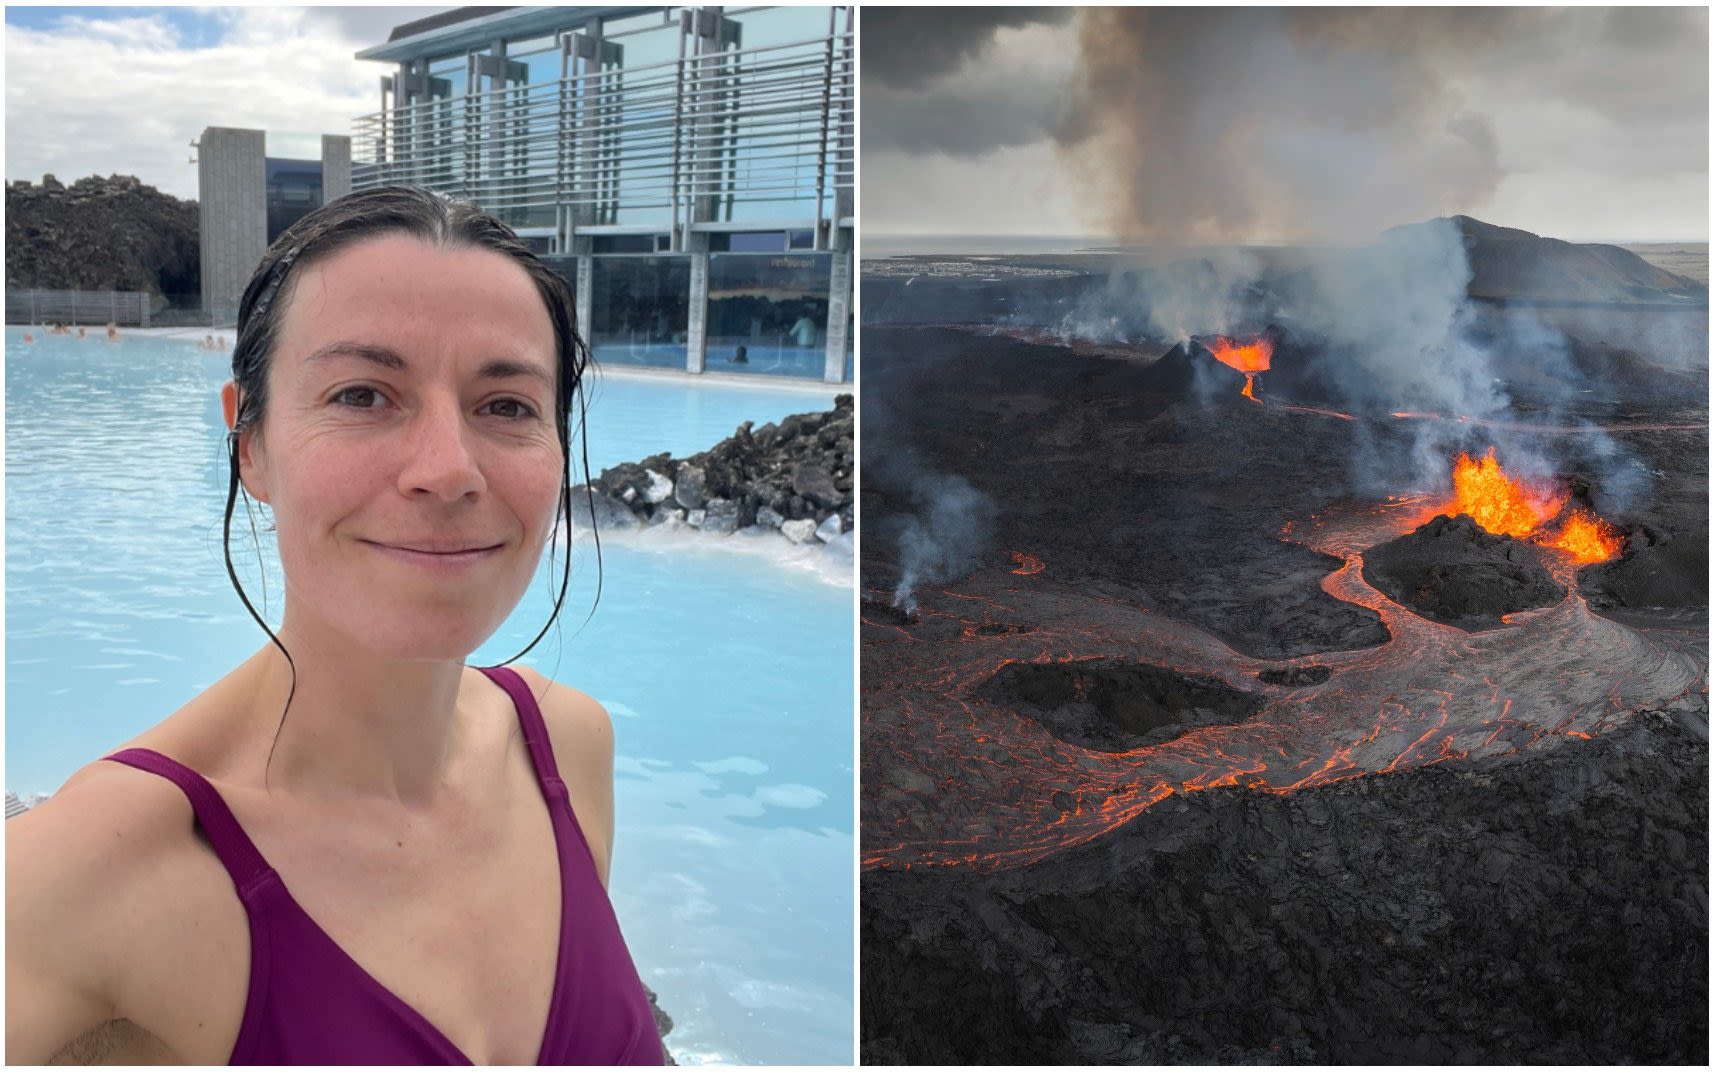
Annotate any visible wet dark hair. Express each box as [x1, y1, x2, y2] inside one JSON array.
[[224, 185, 600, 780]]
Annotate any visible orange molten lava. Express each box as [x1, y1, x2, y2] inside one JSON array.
[[1544, 508, 1622, 564], [1010, 551, 1045, 576], [1441, 449, 1623, 565], [1207, 335, 1272, 404], [1447, 448, 1565, 538], [1207, 336, 1273, 373]]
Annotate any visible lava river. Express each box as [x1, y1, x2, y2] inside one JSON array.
[[861, 497, 1707, 872]]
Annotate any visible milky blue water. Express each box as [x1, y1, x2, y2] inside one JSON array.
[[4, 329, 853, 1065]]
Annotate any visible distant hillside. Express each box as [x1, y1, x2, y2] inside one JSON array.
[[5, 174, 199, 297], [1389, 215, 1705, 305]]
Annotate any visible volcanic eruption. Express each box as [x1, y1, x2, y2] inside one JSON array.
[[1203, 334, 1273, 401], [1439, 447, 1623, 566]]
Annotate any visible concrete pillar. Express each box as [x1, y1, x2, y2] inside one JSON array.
[[321, 135, 352, 203], [574, 236, 594, 356], [198, 127, 267, 328], [685, 231, 709, 374], [824, 233, 852, 383]]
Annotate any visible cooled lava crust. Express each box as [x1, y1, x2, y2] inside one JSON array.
[[860, 292, 1708, 1064]]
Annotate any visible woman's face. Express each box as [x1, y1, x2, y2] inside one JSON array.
[[231, 234, 562, 661]]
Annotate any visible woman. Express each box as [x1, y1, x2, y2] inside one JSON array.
[[6, 187, 664, 1064]]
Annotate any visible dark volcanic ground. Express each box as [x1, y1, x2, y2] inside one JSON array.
[[863, 705, 1706, 1065], [860, 276, 1709, 1063]]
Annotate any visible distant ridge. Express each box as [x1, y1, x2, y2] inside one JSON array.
[[1388, 215, 1705, 305]]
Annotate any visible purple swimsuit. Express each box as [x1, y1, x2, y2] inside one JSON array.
[[103, 665, 665, 1065]]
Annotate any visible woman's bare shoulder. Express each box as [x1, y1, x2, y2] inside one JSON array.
[[6, 760, 230, 1060], [501, 665, 617, 881], [506, 665, 614, 753], [10, 758, 208, 890]]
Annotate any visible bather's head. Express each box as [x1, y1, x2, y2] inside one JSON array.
[[223, 185, 594, 664]]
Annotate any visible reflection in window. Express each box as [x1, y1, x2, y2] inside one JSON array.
[[706, 252, 831, 379], [590, 256, 691, 370], [265, 158, 323, 242]]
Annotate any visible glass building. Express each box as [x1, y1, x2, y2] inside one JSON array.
[[353, 6, 854, 382], [265, 157, 325, 242]]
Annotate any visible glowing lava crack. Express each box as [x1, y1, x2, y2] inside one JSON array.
[[861, 497, 1705, 873]]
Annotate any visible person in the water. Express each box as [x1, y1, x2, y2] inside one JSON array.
[[7, 186, 665, 1065]]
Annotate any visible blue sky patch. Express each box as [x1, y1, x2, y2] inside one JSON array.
[[5, 6, 230, 49]]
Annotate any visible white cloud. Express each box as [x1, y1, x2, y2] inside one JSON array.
[[4, 6, 441, 200]]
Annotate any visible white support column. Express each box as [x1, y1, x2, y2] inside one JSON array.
[[824, 240, 852, 383], [685, 231, 709, 374]]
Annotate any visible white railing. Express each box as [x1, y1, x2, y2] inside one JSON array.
[[351, 22, 854, 241], [5, 289, 151, 327]]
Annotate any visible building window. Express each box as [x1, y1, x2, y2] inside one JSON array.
[[589, 255, 691, 370], [593, 234, 669, 254], [706, 252, 831, 379], [265, 158, 323, 242]]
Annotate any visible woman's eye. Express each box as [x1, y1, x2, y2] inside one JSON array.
[[333, 386, 385, 409], [484, 398, 538, 420]]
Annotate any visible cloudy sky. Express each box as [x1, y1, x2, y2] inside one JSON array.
[[864, 7, 1709, 244], [5, 5, 443, 199]]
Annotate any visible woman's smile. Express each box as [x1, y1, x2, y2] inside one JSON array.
[[359, 537, 508, 571]]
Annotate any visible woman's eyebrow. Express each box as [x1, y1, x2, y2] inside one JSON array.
[[477, 358, 553, 388], [304, 344, 550, 388], [304, 341, 407, 371]]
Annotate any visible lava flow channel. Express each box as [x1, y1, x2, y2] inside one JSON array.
[[861, 497, 1705, 873]]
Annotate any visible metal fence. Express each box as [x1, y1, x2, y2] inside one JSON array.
[[5, 289, 152, 327], [351, 17, 854, 247]]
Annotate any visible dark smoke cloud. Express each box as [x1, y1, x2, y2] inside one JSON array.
[[862, 7, 1076, 157], [1053, 8, 1521, 243], [861, 7, 1072, 90]]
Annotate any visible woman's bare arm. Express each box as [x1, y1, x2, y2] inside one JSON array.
[[7, 771, 140, 1062], [5, 763, 233, 1064]]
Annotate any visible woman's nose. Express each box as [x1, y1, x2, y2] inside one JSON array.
[[397, 399, 486, 502]]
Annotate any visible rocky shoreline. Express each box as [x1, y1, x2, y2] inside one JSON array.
[[573, 394, 854, 547]]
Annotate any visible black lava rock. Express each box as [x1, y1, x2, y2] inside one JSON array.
[[6, 174, 199, 297], [1363, 514, 1565, 629], [573, 395, 852, 537], [1258, 665, 1333, 686], [980, 660, 1266, 751], [862, 703, 1709, 1064]]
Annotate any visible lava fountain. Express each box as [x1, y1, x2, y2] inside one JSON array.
[[1205, 335, 1273, 402], [1441, 448, 1622, 565]]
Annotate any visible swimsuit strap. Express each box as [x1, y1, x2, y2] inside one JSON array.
[[477, 665, 568, 800], [102, 748, 277, 900]]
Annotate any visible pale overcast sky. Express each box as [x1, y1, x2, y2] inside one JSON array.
[[864, 7, 1709, 244], [5, 5, 444, 200]]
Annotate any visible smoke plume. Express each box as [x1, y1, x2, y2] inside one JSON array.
[[1054, 8, 1512, 243], [890, 472, 998, 614]]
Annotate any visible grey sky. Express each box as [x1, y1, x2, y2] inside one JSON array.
[[864, 7, 1709, 243], [5, 6, 443, 201]]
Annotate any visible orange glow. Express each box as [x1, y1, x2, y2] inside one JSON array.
[[1447, 448, 1565, 538], [1206, 335, 1272, 374], [1543, 508, 1622, 564], [1010, 551, 1045, 576], [1207, 336, 1272, 404]]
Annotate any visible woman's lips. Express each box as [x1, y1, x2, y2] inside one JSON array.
[[362, 539, 504, 570]]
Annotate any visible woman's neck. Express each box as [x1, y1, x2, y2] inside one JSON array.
[[239, 615, 475, 807]]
